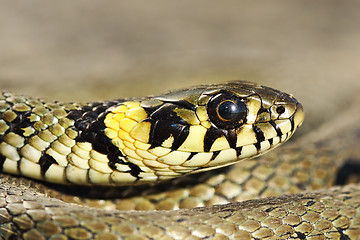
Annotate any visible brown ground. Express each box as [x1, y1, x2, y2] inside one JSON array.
[[0, 1, 359, 135]]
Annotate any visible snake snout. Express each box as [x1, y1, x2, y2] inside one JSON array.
[[294, 102, 305, 128]]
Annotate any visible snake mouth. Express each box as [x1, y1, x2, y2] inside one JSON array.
[[195, 108, 305, 171]]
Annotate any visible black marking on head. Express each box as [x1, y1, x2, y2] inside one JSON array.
[[269, 120, 282, 137], [146, 103, 188, 124], [147, 119, 190, 150], [253, 125, 265, 151], [172, 125, 190, 150], [254, 142, 261, 151], [235, 147, 242, 157], [39, 153, 58, 176], [254, 140, 262, 151], [147, 120, 160, 148], [211, 151, 220, 161], [204, 127, 224, 152], [289, 114, 295, 132], [143, 103, 191, 150], [253, 125, 265, 142], [162, 99, 196, 111], [187, 152, 197, 161], [224, 129, 237, 149], [204, 127, 237, 152]]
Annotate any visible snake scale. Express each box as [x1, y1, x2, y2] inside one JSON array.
[[0, 81, 360, 239]]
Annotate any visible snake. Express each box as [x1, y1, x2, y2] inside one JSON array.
[[0, 80, 359, 239]]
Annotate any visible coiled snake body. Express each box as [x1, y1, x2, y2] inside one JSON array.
[[0, 81, 359, 239]]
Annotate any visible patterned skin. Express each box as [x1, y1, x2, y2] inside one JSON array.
[[0, 81, 303, 185]]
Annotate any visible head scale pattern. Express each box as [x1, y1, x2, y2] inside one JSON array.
[[103, 81, 304, 184]]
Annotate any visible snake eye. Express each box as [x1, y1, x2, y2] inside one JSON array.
[[207, 92, 247, 129]]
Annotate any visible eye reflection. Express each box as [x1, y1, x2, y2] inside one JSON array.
[[217, 100, 244, 121]]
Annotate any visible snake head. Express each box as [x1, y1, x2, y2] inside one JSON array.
[[104, 81, 304, 183]]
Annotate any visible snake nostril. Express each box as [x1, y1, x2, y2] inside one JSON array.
[[276, 106, 286, 115]]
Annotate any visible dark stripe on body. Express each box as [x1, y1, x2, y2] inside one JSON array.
[[39, 154, 58, 176], [11, 110, 33, 137], [0, 154, 5, 172], [67, 100, 142, 179]]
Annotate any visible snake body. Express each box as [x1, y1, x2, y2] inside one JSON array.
[[0, 81, 359, 239]]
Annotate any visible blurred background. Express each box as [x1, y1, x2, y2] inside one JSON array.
[[0, 1, 359, 134]]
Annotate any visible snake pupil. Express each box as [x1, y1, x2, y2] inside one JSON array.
[[217, 101, 243, 121]]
